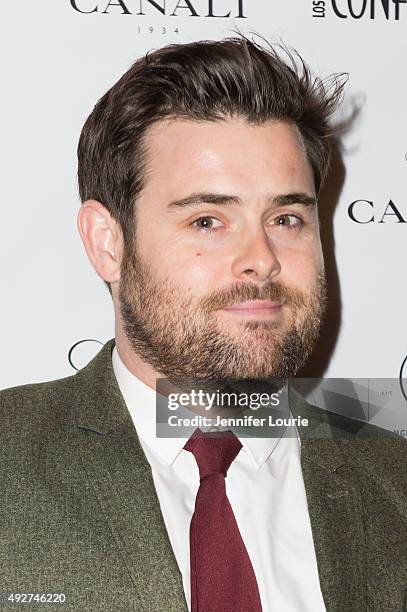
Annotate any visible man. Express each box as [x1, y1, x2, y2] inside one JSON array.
[[0, 36, 406, 612]]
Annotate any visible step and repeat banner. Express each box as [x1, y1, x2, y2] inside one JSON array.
[[1, 1, 406, 427]]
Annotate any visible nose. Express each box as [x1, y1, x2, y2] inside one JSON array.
[[231, 226, 281, 282]]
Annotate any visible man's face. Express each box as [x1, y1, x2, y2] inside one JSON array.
[[119, 117, 326, 385]]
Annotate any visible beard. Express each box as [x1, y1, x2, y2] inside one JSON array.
[[119, 245, 327, 388]]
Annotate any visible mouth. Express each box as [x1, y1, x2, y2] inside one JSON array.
[[219, 300, 284, 318]]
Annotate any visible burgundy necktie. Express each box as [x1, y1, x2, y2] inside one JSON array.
[[184, 428, 263, 612]]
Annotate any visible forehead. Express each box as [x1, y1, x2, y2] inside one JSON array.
[[141, 116, 315, 199]]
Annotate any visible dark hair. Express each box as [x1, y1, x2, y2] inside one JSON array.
[[78, 35, 346, 289]]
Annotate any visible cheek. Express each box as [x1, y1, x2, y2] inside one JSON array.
[[157, 249, 225, 295], [281, 244, 323, 289]]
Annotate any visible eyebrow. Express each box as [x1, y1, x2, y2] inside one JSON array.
[[167, 192, 317, 210]]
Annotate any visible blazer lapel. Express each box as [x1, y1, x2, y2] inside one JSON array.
[[289, 386, 367, 612], [71, 339, 188, 612]]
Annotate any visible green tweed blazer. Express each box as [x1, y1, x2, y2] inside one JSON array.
[[1, 339, 406, 611]]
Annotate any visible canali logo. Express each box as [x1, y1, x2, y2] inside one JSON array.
[[348, 200, 406, 223], [70, 0, 246, 17]]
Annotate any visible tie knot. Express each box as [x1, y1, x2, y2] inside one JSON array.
[[184, 428, 242, 481]]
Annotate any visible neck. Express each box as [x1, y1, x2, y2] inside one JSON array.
[[114, 332, 160, 394]]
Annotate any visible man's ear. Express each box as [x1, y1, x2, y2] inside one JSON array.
[[77, 200, 124, 284]]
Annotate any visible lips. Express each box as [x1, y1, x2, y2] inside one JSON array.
[[222, 300, 282, 312]]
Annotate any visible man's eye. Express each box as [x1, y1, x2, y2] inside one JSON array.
[[273, 214, 304, 229], [190, 216, 223, 233]]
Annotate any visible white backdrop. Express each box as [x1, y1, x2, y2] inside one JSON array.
[[1, 1, 406, 425]]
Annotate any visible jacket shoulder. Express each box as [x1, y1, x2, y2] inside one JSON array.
[[321, 404, 407, 468], [0, 373, 79, 430]]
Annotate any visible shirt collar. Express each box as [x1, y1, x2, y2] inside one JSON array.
[[112, 346, 297, 469]]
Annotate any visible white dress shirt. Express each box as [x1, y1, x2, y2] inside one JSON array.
[[112, 347, 326, 612]]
